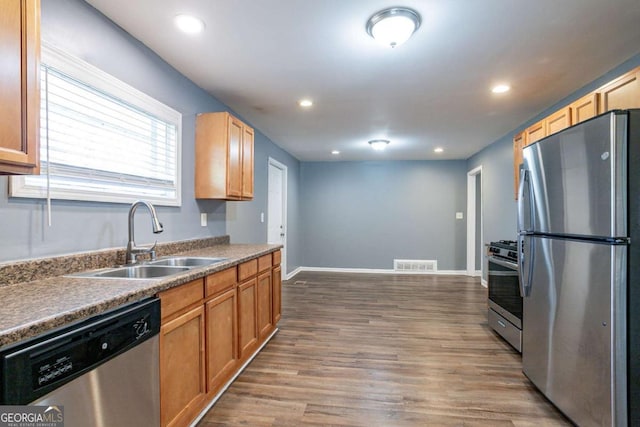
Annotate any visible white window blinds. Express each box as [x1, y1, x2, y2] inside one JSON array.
[[10, 44, 182, 206]]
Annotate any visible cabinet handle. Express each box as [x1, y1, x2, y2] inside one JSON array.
[[497, 320, 507, 328]]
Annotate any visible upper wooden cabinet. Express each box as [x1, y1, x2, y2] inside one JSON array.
[[0, 0, 40, 175], [598, 68, 640, 113], [524, 120, 546, 146], [546, 106, 572, 135], [570, 93, 599, 124], [513, 131, 525, 200], [195, 112, 254, 200]]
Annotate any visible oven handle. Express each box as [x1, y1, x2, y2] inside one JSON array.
[[488, 256, 518, 271]]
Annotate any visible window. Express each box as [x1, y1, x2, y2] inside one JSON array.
[[10, 44, 182, 206]]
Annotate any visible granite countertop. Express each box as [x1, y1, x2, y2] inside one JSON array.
[[0, 242, 281, 349]]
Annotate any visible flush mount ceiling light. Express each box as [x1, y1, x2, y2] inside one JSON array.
[[434, 147, 444, 153], [491, 84, 511, 94], [174, 14, 205, 34], [369, 139, 390, 151], [331, 150, 340, 155], [298, 99, 313, 108], [366, 7, 421, 48]]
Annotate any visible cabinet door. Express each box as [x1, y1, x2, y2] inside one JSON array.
[[272, 265, 282, 324], [545, 106, 572, 136], [257, 270, 273, 340], [525, 120, 546, 146], [0, 0, 40, 175], [513, 131, 525, 200], [241, 126, 254, 199], [598, 69, 640, 113], [571, 93, 599, 124], [160, 306, 206, 427], [238, 278, 258, 359], [206, 288, 238, 395], [227, 115, 243, 198]]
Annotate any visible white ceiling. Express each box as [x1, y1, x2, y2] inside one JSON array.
[[85, 0, 640, 161]]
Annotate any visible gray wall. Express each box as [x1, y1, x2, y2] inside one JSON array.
[[0, 0, 300, 270], [299, 161, 467, 270]]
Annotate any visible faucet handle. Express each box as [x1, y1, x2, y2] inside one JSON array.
[[149, 241, 158, 261]]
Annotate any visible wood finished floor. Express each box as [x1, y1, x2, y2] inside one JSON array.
[[197, 272, 571, 427]]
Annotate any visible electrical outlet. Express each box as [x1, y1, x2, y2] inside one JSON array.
[[456, 212, 464, 219], [260, 212, 265, 223], [200, 213, 207, 227]]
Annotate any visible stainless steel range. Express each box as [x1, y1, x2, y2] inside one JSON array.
[[487, 240, 522, 352]]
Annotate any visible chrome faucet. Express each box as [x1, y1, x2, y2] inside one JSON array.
[[126, 200, 164, 264]]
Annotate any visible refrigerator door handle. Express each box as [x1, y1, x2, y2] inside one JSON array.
[[517, 234, 534, 297], [517, 169, 532, 232]]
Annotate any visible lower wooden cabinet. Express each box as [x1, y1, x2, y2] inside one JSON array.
[[157, 251, 282, 427], [160, 305, 206, 427], [273, 265, 282, 324], [206, 288, 238, 395], [257, 270, 273, 340], [238, 277, 258, 360]]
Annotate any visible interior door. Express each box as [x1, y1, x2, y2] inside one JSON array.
[[267, 159, 286, 274]]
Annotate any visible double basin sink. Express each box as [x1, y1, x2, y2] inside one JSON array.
[[70, 257, 228, 279]]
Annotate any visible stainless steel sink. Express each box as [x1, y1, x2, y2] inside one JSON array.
[[72, 265, 191, 279], [148, 257, 227, 267], [69, 256, 228, 279]]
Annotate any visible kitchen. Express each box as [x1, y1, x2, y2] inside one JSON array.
[[1, 0, 640, 426]]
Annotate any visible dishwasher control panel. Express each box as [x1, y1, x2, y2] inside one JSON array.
[[0, 298, 160, 405]]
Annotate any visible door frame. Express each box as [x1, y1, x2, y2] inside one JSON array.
[[268, 157, 288, 276], [466, 166, 483, 277]]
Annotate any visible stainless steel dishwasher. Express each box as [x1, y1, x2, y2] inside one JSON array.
[[0, 297, 160, 427]]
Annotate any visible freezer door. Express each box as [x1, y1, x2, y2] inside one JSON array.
[[522, 236, 627, 426], [521, 112, 627, 238]]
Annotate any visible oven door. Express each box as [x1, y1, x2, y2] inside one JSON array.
[[487, 256, 522, 328]]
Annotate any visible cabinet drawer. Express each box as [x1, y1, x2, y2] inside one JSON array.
[[205, 267, 237, 297], [238, 259, 258, 281], [158, 279, 204, 321], [258, 254, 272, 272], [272, 250, 281, 266]]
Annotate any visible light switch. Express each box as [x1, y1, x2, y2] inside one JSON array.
[[200, 213, 207, 227], [456, 212, 464, 219], [260, 212, 265, 223]]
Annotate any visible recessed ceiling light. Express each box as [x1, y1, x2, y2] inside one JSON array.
[[299, 99, 313, 108], [331, 150, 340, 155], [491, 84, 511, 94], [434, 147, 444, 153], [368, 139, 390, 151], [174, 14, 205, 34], [367, 7, 421, 48]]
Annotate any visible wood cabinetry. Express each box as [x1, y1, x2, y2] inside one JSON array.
[[0, 0, 40, 175], [158, 279, 206, 427], [524, 120, 546, 146], [598, 68, 640, 113], [257, 256, 273, 341], [570, 93, 599, 124], [513, 132, 525, 200], [195, 112, 254, 200], [157, 251, 281, 427], [272, 251, 282, 324], [545, 106, 572, 135], [204, 267, 238, 396]]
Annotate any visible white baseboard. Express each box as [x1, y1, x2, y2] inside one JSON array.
[[481, 278, 488, 288], [288, 266, 470, 278], [285, 267, 302, 280]]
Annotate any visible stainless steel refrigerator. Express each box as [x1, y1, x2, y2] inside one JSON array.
[[517, 109, 640, 426]]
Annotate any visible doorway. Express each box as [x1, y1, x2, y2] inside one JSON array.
[[466, 166, 483, 281], [268, 158, 288, 275]]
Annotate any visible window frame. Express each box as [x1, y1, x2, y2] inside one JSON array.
[[10, 43, 183, 207]]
